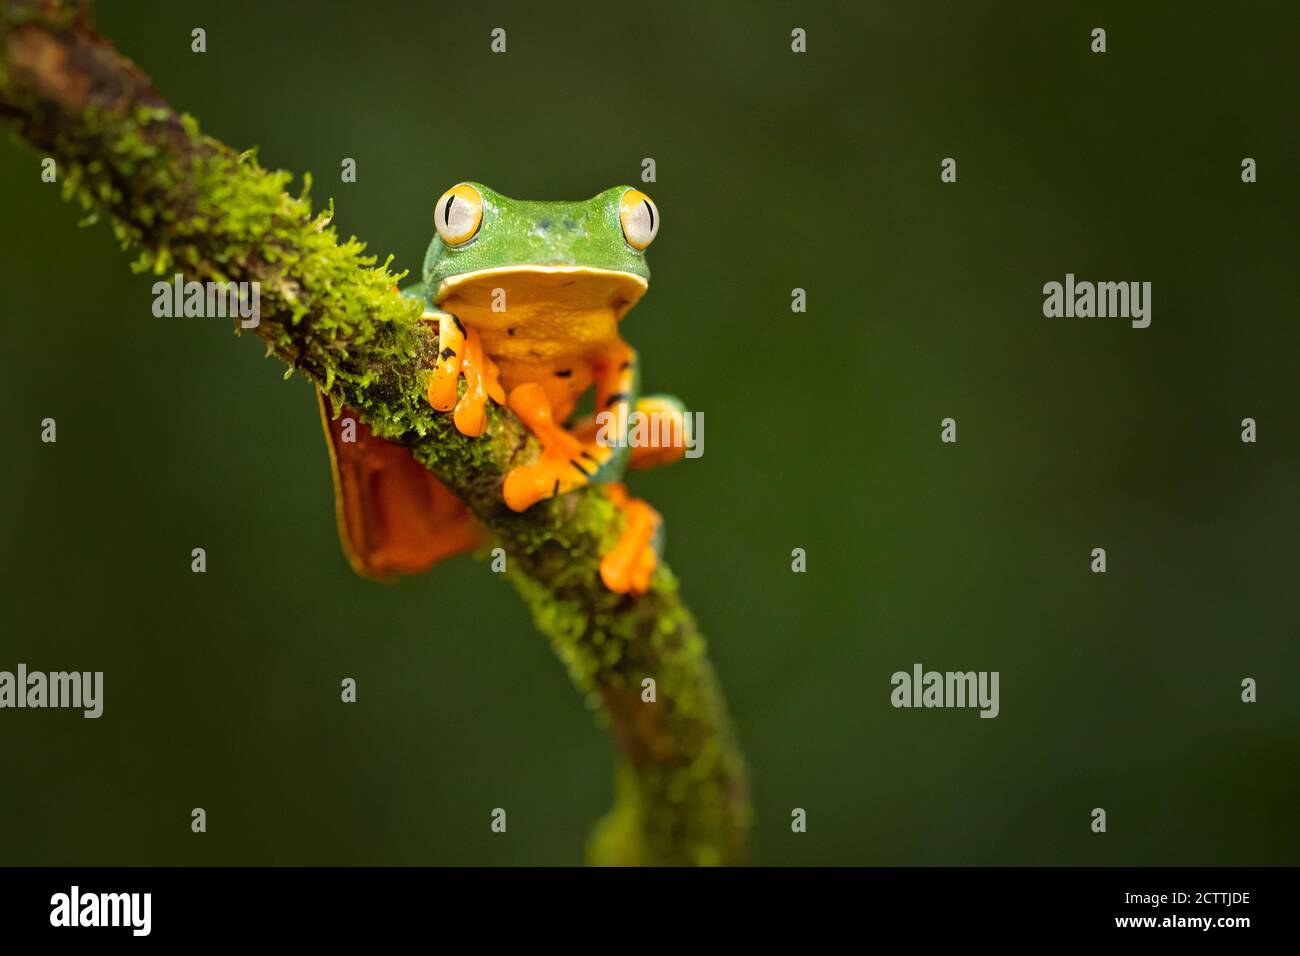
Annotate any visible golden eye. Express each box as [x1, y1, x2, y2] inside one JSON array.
[[434, 183, 483, 245], [619, 189, 659, 250]]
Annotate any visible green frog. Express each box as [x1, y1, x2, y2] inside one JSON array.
[[320, 183, 688, 594]]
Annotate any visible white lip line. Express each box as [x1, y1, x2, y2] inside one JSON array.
[[437, 264, 648, 297]]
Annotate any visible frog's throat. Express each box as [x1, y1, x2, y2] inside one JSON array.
[[434, 265, 648, 325]]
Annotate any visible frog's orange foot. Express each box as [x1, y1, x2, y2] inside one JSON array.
[[599, 484, 659, 595], [424, 311, 504, 437], [574, 395, 689, 471], [502, 382, 614, 512]]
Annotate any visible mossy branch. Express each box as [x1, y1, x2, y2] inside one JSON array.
[[0, 0, 750, 865]]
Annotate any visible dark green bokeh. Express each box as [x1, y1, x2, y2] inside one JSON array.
[[1, 0, 1296, 865]]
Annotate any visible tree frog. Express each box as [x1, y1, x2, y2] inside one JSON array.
[[319, 183, 688, 594]]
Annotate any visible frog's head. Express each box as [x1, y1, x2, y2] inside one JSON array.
[[422, 182, 658, 330]]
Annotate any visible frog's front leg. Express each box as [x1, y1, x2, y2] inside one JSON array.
[[501, 341, 638, 512], [422, 307, 504, 437], [498, 381, 606, 510]]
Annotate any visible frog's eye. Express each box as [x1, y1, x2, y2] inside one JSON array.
[[434, 183, 483, 245], [619, 189, 659, 250]]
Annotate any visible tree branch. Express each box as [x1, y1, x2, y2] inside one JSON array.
[[0, 0, 750, 865]]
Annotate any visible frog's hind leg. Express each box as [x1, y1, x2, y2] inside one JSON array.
[[598, 483, 662, 595], [319, 391, 485, 579]]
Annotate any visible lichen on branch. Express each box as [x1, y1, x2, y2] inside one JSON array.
[[0, 0, 751, 864]]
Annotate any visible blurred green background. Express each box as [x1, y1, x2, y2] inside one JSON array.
[[1, 0, 1297, 865]]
